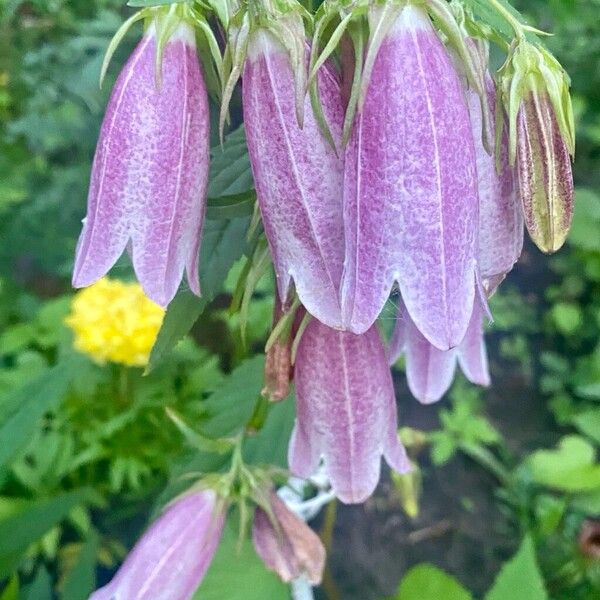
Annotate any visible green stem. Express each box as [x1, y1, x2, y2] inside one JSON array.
[[320, 500, 342, 600], [460, 443, 512, 487], [117, 366, 131, 406]]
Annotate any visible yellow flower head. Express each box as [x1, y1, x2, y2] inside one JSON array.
[[65, 278, 165, 367]]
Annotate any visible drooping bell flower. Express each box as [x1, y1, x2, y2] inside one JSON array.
[[498, 40, 575, 254], [289, 318, 411, 504], [89, 490, 225, 600], [242, 29, 345, 329], [341, 4, 479, 350], [252, 491, 326, 584], [467, 76, 524, 294], [389, 298, 490, 405], [73, 16, 210, 307]]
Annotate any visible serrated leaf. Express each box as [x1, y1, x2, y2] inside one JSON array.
[[485, 536, 547, 600], [396, 564, 472, 600], [148, 216, 251, 370], [193, 523, 288, 600], [199, 356, 265, 439], [207, 126, 254, 199]]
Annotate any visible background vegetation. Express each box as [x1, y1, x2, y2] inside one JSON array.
[[0, 0, 599, 598]]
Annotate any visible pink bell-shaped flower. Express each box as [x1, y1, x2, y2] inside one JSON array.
[[73, 18, 209, 307], [469, 76, 523, 294], [341, 4, 479, 350], [289, 318, 411, 504], [243, 30, 345, 328], [389, 298, 490, 404], [89, 490, 225, 600]]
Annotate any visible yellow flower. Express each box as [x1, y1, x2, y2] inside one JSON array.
[[65, 278, 165, 367]]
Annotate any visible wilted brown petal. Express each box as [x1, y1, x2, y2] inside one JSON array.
[[252, 492, 326, 584]]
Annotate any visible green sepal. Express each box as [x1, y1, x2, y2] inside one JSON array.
[[165, 407, 238, 454], [99, 8, 152, 87], [220, 10, 251, 141], [425, 0, 485, 98], [290, 309, 312, 365], [498, 39, 575, 166], [190, 8, 226, 90], [238, 237, 272, 348]]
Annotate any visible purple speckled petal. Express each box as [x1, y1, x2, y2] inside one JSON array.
[[89, 490, 224, 600], [457, 297, 490, 386], [243, 31, 345, 327], [289, 319, 410, 504], [252, 492, 326, 585], [468, 77, 523, 289], [73, 22, 209, 307], [398, 300, 458, 405], [341, 5, 478, 349], [391, 295, 490, 404]]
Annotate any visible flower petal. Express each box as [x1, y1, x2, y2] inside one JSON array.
[[341, 5, 478, 350], [243, 32, 345, 328], [74, 23, 209, 307], [289, 319, 410, 504], [89, 490, 224, 600]]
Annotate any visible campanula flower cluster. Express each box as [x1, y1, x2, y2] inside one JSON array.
[[73, 0, 575, 597]]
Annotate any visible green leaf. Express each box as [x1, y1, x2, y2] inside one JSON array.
[[206, 192, 255, 220], [22, 566, 52, 600], [148, 216, 251, 370], [526, 436, 600, 491], [568, 188, 600, 251], [127, 0, 175, 6], [550, 302, 583, 335], [395, 564, 472, 600], [570, 489, 600, 516], [0, 490, 95, 577], [463, 0, 537, 41], [207, 126, 254, 199], [0, 360, 79, 468], [199, 356, 265, 439], [244, 395, 295, 468], [485, 536, 547, 600], [193, 523, 288, 600], [572, 409, 600, 445], [61, 532, 99, 600], [0, 575, 18, 600]]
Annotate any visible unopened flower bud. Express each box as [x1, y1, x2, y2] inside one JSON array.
[[252, 492, 326, 585], [516, 87, 574, 253], [498, 40, 575, 254]]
